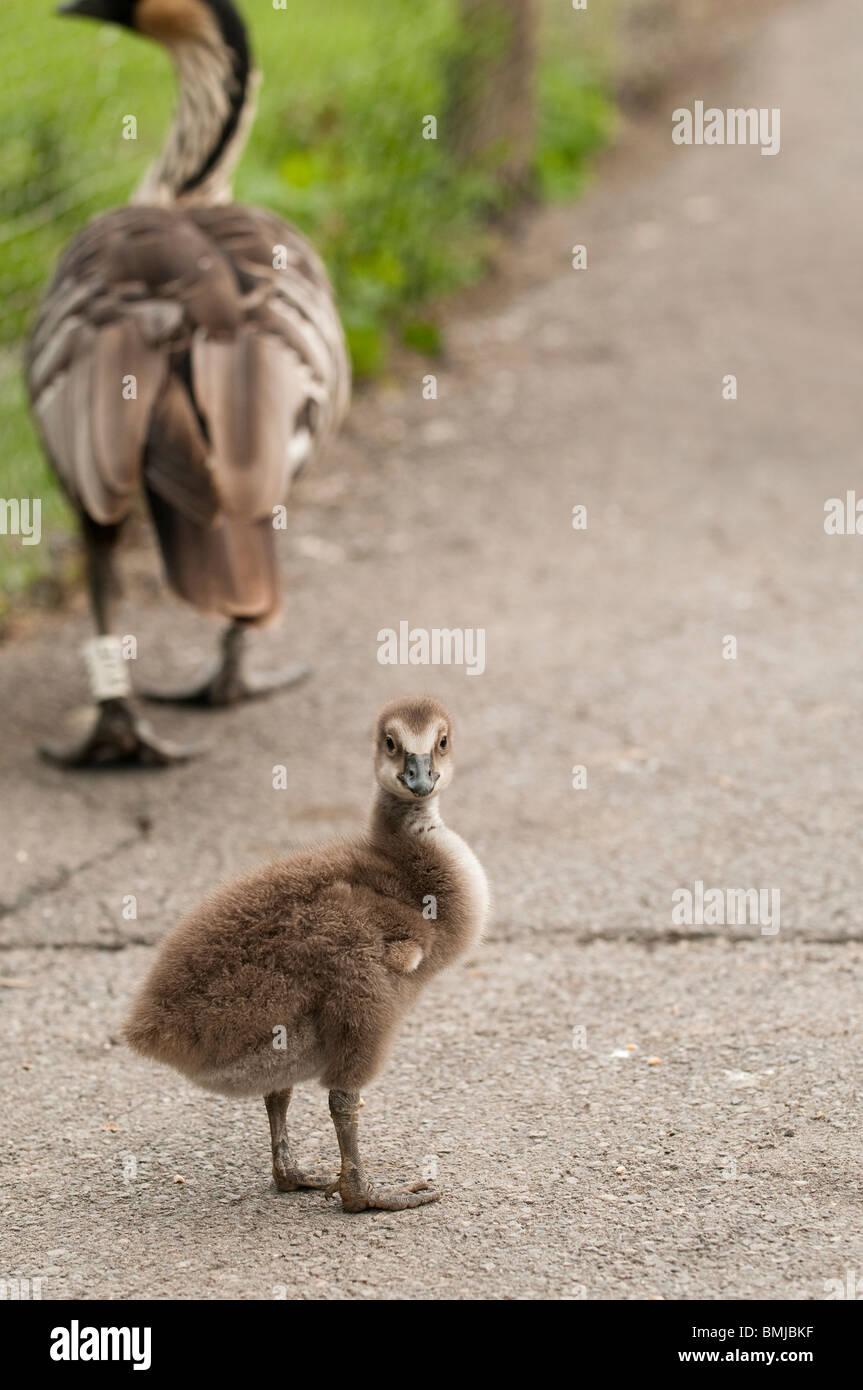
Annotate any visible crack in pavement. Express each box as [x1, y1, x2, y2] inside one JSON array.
[[2, 925, 860, 951], [0, 828, 145, 923], [0, 936, 155, 951]]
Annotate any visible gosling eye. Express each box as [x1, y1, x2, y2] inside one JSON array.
[[439, 734, 448, 751], [385, 734, 397, 755]]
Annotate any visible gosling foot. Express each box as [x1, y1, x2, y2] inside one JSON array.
[[39, 698, 204, 769], [273, 1163, 338, 1193], [330, 1174, 441, 1213]]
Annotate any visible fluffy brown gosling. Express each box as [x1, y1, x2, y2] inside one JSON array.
[[124, 696, 489, 1212]]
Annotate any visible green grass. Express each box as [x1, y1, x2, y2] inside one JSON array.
[[0, 0, 615, 603]]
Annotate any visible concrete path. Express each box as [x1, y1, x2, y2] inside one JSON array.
[[2, 0, 861, 1299]]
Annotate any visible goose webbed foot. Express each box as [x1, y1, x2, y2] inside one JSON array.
[[141, 621, 310, 708], [327, 1089, 441, 1215], [141, 661, 311, 707], [39, 698, 204, 769]]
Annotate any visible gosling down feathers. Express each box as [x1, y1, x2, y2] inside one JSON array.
[[125, 698, 490, 1212], [27, 0, 349, 767]]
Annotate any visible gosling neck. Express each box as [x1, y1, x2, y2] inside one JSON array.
[[132, 21, 256, 207], [369, 789, 444, 847]]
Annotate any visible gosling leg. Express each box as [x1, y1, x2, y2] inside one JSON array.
[[327, 1089, 441, 1213], [264, 1089, 337, 1193]]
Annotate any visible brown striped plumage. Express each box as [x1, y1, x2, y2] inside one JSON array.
[[27, 202, 349, 623]]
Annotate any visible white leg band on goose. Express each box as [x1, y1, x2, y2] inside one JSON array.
[[83, 635, 132, 702]]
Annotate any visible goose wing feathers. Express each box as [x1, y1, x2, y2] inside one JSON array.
[[26, 200, 349, 536]]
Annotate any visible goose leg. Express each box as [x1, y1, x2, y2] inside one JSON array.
[[265, 1089, 338, 1192], [40, 518, 204, 769], [140, 619, 310, 707], [326, 1089, 441, 1213]]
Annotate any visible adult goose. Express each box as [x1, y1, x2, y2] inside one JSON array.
[[27, 0, 350, 766]]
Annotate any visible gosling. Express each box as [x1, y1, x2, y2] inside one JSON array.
[[124, 697, 489, 1212]]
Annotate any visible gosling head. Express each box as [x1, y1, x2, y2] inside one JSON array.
[[375, 697, 453, 803]]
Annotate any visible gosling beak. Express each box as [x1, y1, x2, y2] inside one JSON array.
[[399, 753, 439, 798], [57, 0, 113, 19]]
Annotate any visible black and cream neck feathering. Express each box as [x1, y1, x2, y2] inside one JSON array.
[[134, 9, 256, 206], [57, 0, 256, 206]]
